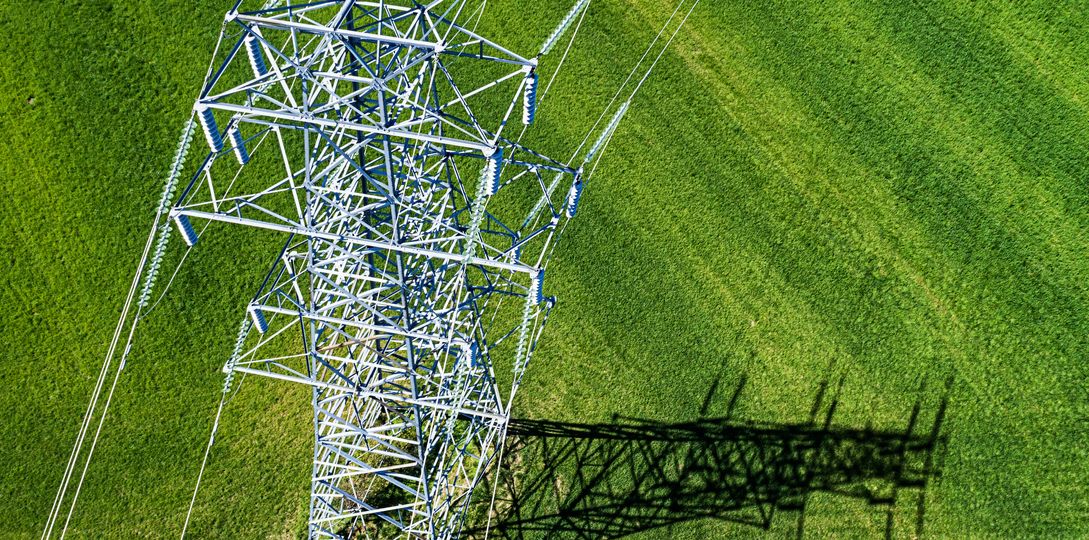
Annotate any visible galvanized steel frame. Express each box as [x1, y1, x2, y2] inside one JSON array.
[[171, 1, 581, 537]]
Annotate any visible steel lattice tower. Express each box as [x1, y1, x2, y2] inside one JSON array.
[[168, 0, 589, 537]]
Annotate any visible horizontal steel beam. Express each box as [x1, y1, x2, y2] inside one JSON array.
[[234, 13, 535, 67], [232, 366, 508, 421], [172, 209, 534, 275], [257, 304, 451, 344], [237, 14, 440, 53], [201, 101, 492, 152]]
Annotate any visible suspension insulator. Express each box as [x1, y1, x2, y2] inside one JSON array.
[[564, 176, 584, 218], [482, 147, 503, 196], [522, 70, 538, 126], [248, 304, 269, 334], [244, 34, 268, 78], [197, 105, 223, 153], [529, 268, 545, 304], [173, 214, 199, 247], [465, 341, 481, 368], [586, 100, 629, 163], [229, 126, 250, 165], [540, 0, 591, 56]]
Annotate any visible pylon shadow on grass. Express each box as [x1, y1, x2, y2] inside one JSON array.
[[467, 376, 950, 539]]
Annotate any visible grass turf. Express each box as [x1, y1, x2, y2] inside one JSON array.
[[1, 0, 1087, 537]]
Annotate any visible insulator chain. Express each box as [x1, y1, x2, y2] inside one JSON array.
[[222, 319, 251, 395], [512, 292, 537, 378], [137, 118, 196, 308], [585, 100, 628, 164], [540, 0, 590, 56]]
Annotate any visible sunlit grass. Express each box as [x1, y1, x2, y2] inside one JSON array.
[[1, 0, 1087, 537]]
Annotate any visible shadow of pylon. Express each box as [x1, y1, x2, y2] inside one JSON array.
[[465, 375, 951, 540]]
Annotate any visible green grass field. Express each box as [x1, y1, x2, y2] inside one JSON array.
[[2, 0, 1088, 537]]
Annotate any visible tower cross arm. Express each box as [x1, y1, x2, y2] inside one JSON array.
[[199, 101, 494, 152], [171, 209, 537, 275], [236, 14, 440, 51], [233, 13, 536, 68], [230, 366, 509, 422]]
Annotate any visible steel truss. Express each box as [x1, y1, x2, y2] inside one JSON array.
[[171, 1, 585, 537]]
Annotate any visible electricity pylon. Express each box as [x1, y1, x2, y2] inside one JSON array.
[[169, 0, 588, 537]]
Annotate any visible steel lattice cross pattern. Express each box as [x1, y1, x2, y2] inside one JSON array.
[[170, 1, 583, 537]]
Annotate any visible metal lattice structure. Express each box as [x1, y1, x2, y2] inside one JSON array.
[[167, 0, 596, 537]]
